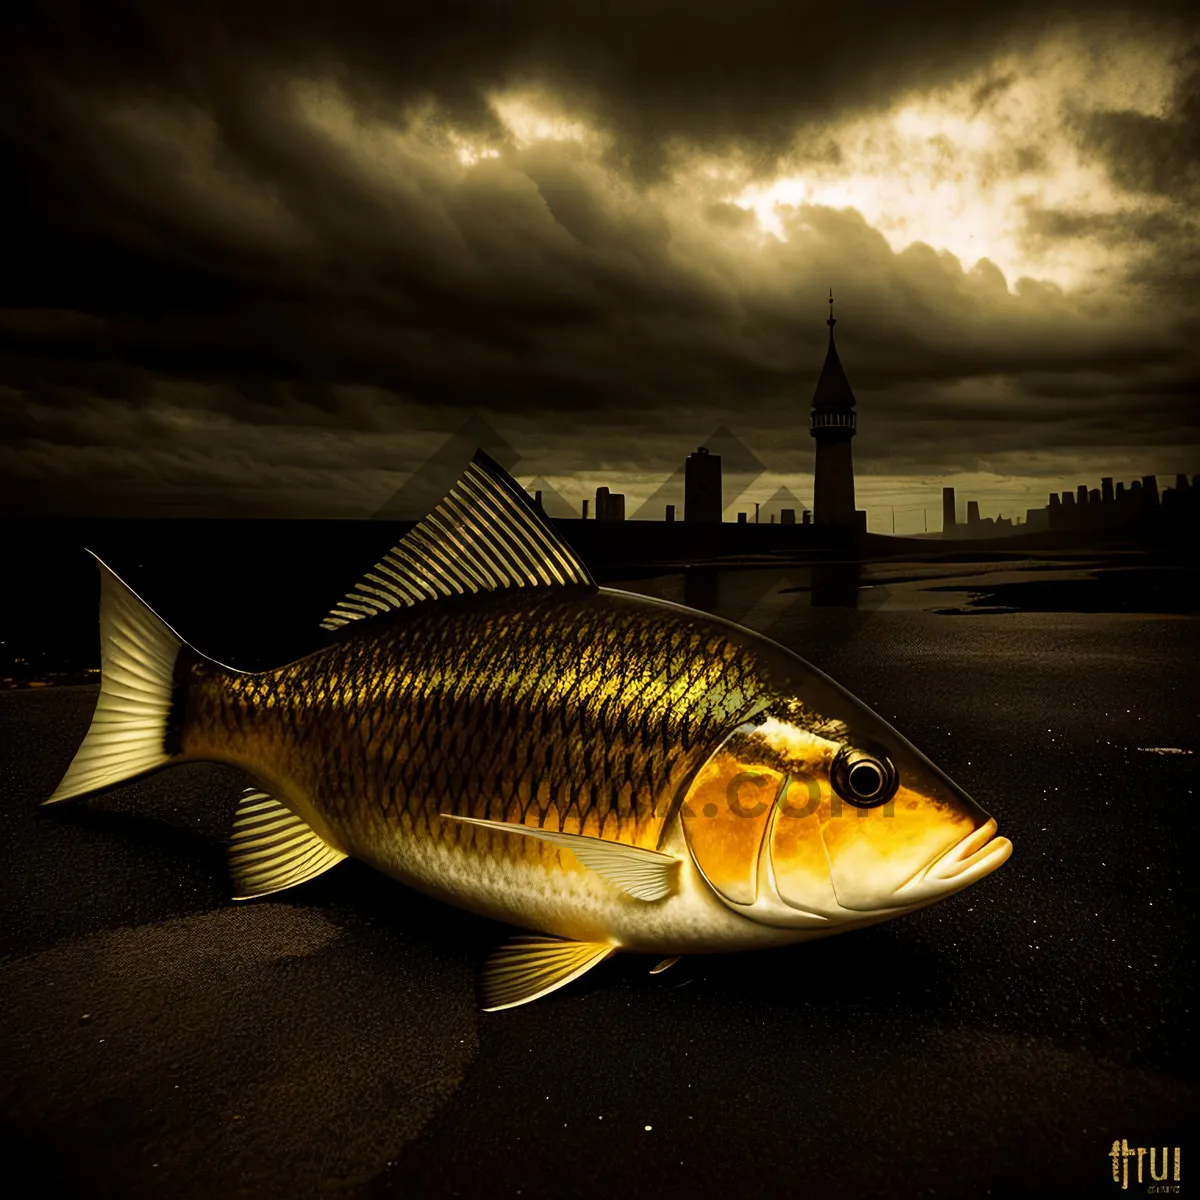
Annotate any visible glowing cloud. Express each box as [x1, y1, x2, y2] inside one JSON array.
[[488, 92, 598, 149], [729, 36, 1181, 290]]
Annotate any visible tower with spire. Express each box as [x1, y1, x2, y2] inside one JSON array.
[[809, 290, 858, 526]]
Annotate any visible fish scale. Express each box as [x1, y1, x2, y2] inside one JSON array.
[[183, 589, 767, 888], [46, 450, 1011, 1009]]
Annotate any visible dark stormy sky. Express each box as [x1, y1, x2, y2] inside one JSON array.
[[1, 2, 1197, 530]]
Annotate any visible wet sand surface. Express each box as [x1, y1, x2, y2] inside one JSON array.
[[2, 564, 1197, 1198]]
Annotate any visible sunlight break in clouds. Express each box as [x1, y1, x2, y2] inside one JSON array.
[[488, 92, 599, 150], [286, 30, 1182, 298], [731, 35, 1181, 291]]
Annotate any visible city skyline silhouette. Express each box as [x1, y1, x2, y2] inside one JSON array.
[[362, 312, 1195, 540]]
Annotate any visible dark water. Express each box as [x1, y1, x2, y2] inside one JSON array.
[[1, 531, 1197, 1198]]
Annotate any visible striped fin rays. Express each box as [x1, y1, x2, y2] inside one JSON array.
[[228, 789, 346, 900], [320, 449, 595, 631]]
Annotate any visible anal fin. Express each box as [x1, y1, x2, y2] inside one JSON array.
[[229, 788, 346, 900], [650, 956, 680, 975], [481, 936, 615, 1012]]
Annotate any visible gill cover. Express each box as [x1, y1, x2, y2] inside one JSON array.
[[679, 721, 784, 908], [681, 715, 840, 925], [680, 696, 997, 925]]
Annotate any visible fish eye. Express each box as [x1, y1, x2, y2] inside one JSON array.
[[831, 746, 899, 808]]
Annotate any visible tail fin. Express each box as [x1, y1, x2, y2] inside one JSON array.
[[44, 553, 194, 804]]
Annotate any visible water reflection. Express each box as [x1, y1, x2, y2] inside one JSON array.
[[681, 561, 866, 616], [682, 567, 720, 613], [810, 561, 863, 608]]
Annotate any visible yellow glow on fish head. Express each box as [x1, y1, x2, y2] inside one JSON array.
[[807, 724, 1012, 914], [680, 690, 1011, 927]]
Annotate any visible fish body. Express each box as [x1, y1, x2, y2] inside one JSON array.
[[47, 452, 1012, 1008], [182, 586, 823, 953]]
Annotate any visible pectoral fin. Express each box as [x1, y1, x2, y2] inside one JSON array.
[[442, 814, 679, 901], [482, 936, 615, 1011], [229, 788, 346, 900]]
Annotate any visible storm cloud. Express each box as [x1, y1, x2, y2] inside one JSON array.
[[0, 1, 1197, 522]]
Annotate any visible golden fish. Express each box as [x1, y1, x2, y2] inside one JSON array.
[[46, 452, 1012, 1009]]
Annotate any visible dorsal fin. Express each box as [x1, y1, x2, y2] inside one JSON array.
[[321, 449, 596, 631]]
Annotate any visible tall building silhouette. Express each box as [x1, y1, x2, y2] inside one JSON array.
[[595, 486, 626, 521], [810, 291, 858, 526], [942, 487, 957, 534], [685, 446, 723, 522], [631, 427, 762, 520]]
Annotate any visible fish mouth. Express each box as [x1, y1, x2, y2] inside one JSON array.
[[892, 818, 1013, 904]]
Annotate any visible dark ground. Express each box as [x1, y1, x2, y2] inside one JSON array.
[[1, 528, 1197, 1199]]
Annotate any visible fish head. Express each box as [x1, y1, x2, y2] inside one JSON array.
[[679, 663, 1011, 929]]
